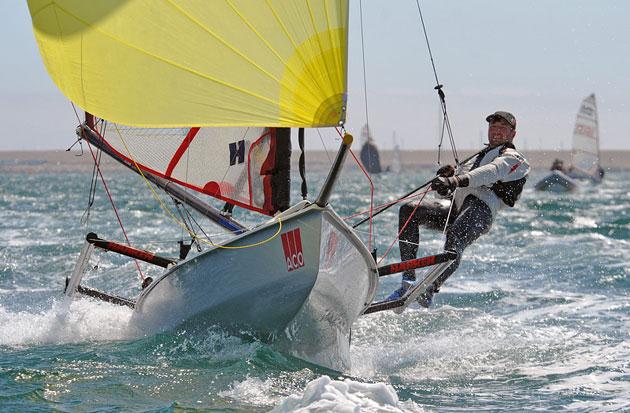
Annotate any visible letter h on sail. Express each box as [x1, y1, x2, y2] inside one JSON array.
[[229, 140, 246, 165]]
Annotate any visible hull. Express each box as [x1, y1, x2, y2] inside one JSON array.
[[566, 168, 603, 184], [131, 202, 378, 369], [534, 170, 578, 192]]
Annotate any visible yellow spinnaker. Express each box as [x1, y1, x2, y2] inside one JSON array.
[[27, 0, 348, 128]]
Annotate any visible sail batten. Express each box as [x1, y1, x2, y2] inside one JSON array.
[[27, 0, 349, 127]]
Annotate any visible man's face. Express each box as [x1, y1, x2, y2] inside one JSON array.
[[488, 117, 516, 147]]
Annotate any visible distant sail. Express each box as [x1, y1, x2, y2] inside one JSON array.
[[359, 124, 382, 174], [569, 94, 602, 180], [27, 0, 349, 128], [390, 132, 402, 174], [99, 124, 291, 215]]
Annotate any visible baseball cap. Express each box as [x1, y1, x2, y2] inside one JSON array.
[[486, 111, 516, 129]]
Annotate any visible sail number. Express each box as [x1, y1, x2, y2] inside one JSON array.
[[574, 124, 595, 139]]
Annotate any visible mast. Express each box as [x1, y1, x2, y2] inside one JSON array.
[[594, 94, 601, 167], [78, 123, 247, 234], [316, 133, 353, 207]]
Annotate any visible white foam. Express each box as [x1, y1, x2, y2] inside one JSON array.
[[219, 376, 278, 408], [0, 297, 137, 347], [270, 375, 426, 413]]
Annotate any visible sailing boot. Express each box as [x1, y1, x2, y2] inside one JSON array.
[[386, 271, 416, 301]]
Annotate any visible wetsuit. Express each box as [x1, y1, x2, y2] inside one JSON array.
[[398, 143, 530, 299]]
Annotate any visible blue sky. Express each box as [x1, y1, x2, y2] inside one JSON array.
[[1, 0, 629, 151]]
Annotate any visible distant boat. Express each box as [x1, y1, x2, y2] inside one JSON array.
[[390, 131, 402, 174], [359, 124, 383, 174], [534, 168, 578, 192], [535, 94, 603, 192], [566, 94, 604, 183]]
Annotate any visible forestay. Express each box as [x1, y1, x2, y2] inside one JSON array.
[[27, 0, 349, 128]]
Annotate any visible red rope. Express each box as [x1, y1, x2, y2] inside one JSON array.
[[348, 148, 374, 250], [377, 188, 431, 264], [336, 127, 375, 251], [83, 138, 145, 281], [343, 189, 431, 221], [71, 105, 145, 281]]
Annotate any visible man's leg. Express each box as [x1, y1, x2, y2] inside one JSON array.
[[388, 201, 451, 300], [417, 195, 493, 307], [398, 201, 451, 278]]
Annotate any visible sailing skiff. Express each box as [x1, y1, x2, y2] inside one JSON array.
[[28, 0, 455, 369]]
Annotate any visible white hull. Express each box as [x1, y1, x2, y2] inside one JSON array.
[[131, 202, 378, 370], [566, 168, 603, 184], [534, 170, 578, 192]]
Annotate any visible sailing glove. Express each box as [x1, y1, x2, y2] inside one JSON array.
[[431, 175, 469, 196], [436, 164, 455, 177]]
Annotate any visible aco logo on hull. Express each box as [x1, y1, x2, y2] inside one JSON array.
[[281, 228, 304, 272]]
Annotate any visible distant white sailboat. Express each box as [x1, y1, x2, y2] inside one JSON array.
[[535, 93, 603, 191], [390, 131, 402, 174], [567, 94, 605, 183], [534, 168, 578, 192]]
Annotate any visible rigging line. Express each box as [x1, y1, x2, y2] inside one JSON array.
[[341, 130, 375, 251], [315, 128, 334, 164], [359, 0, 373, 170], [71, 104, 145, 280], [414, 0, 459, 164], [436, 113, 446, 165], [183, 130, 191, 241], [85, 144, 145, 280], [343, 189, 430, 221], [377, 187, 431, 264], [443, 192, 457, 237], [351, 147, 484, 229], [80, 153, 98, 225], [172, 197, 205, 252], [172, 197, 197, 240], [111, 125, 283, 250], [183, 205, 214, 250], [73, 104, 99, 226], [415, 0, 440, 89]]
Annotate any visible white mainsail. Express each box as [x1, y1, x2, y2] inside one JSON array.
[[390, 132, 402, 174], [569, 94, 602, 181]]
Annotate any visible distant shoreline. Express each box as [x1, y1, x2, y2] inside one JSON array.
[[1, 149, 628, 173]]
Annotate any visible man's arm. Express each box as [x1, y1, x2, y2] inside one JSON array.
[[431, 152, 529, 195], [464, 152, 529, 187]]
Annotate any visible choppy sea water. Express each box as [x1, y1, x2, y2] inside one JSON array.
[[1, 165, 628, 412]]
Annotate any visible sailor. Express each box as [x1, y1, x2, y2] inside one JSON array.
[[389, 111, 530, 307], [550, 158, 565, 172]]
